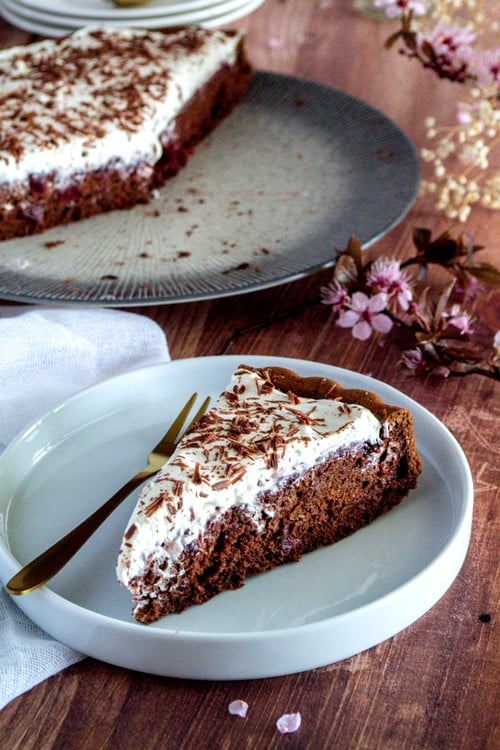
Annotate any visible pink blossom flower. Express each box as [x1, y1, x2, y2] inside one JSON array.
[[422, 23, 476, 59], [267, 37, 284, 50], [400, 348, 451, 377], [276, 712, 302, 734], [417, 23, 476, 79], [432, 365, 451, 377], [337, 292, 393, 340], [401, 347, 427, 373], [374, 0, 426, 18], [494, 331, 500, 356], [320, 279, 351, 315], [445, 304, 474, 334], [228, 700, 249, 717], [453, 271, 478, 301], [468, 47, 500, 86], [366, 256, 413, 311]]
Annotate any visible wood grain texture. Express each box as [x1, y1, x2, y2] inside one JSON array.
[[0, 0, 498, 747]]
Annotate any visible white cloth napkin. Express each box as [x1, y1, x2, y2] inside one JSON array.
[[0, 306, 170, 710]]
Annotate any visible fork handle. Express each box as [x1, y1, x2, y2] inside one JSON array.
[[5, 467, 155, 596]]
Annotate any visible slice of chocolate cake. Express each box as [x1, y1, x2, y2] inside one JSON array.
[[0, 26, 251, 240], [117, 364, 422, 624]]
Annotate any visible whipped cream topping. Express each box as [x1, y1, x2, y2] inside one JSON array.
[[117, 366, 384, 586], [0, 26, 241, 186]]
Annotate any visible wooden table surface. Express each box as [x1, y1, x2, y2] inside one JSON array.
[[1, 1, 498, 748]]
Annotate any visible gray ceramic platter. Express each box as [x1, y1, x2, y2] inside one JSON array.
[[0, 72, 419, 306]]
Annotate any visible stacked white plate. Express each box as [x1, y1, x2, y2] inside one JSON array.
[[0, 0, 265, 37]]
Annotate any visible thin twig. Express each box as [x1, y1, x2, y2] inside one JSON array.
[[219, 296, 321, 354]]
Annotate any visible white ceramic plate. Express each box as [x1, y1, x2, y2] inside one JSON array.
[[0, 355, 472, 680], [0, 0, 264, 33], [3, 0, 262, 28], [0, 73, 419, 306], [11, 0, 234, 21]]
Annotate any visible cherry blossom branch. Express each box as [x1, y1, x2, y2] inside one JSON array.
[[376, 0, 499, 221], [320, 232, 500, 380]]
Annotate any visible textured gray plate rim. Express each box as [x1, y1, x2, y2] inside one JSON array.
[[0, 72, 420, 307]]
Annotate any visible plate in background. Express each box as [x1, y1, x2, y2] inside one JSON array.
[[11, 0, 245, 21], [0, 73, 419, 306], [1, 0, 264, 29]]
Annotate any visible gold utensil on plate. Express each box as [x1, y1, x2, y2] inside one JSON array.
[[6, 393, 211, 596]]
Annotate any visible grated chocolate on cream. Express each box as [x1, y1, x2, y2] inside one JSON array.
[[0, 26, 242, 187]]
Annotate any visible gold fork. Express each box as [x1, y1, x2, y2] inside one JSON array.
[[6, 393, 210, 596]]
